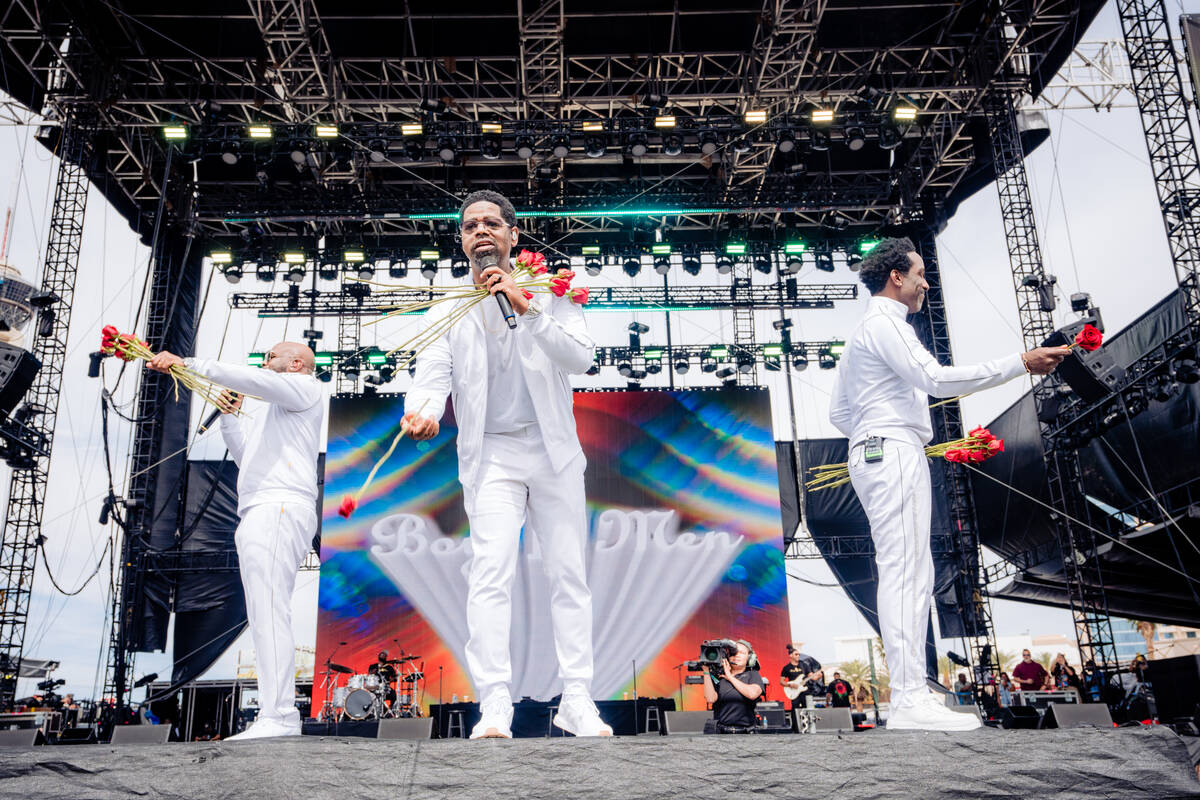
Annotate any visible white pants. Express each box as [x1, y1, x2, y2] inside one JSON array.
[[235, 501, 315, 729], [463, 427, 594, 701], [849, 439, 932, 711]]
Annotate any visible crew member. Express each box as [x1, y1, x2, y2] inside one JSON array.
[[702, 640, 765, 733]]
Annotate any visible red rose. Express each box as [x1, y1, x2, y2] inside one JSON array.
[[522, 290, 533, 300], [968, 449, 988, 462], [554, 269, 576, 282], [969, 425, 994, 443], [102, 325, 119, 338], [570, 287, 590, 305], [943, 449, 967, 463], [1074, 324, 1103, 352], [550, 278, 569, 297], [987, 438, 1005, 453], [338, 495, 358, 519], [515, 249, 536, 268]]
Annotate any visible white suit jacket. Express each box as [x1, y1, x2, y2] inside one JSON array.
[[404, 290, 595, 492]]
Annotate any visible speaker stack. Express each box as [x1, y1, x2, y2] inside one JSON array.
[[1043, 318, 1125, 403]]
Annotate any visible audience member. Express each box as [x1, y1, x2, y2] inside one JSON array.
[[1012, 649, 1050, 694], [826, 672, 853, 708]]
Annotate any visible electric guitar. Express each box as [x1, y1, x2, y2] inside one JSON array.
[[782, 675, 810, 700]]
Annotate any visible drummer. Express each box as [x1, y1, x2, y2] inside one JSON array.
[[369, 651, 398, 706]]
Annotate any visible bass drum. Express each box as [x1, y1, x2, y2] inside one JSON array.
[[342, 688, 376, 720]]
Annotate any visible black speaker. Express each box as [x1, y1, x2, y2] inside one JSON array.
[[1043, 319, 1125, 403], [0, 343, 40, 415], [376, 718, 434, 740], [997, 706, 1041, 729], [0, 728, 44, 747], [1039, 702, 1113, 729], [109, 724, 173, 744], [1146, 654, 1200, 723], [55, 727, 98, 745], [801, 707, 854, 732]]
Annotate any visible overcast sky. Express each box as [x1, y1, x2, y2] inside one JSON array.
[[0, 1, 1195, 701]]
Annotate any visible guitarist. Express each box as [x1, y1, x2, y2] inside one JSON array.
[[781, 643, 823, 710]]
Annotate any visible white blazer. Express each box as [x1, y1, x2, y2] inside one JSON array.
[[404, 291, 595, 492]]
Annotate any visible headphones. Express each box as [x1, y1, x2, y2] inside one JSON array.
[[735, 640, 760, 671]]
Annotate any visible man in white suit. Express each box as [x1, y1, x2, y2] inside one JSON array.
[[403, 190, 611, 739]]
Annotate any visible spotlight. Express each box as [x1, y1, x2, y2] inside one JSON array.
[[420, 97, 447, 114], [701, 356, 717, 373], [1070, 292, 1092, 313], [437, 136, 457, 162], [420, 260, 439, 280], [654, 257, 671, 275], [646, 358, 662, 375], [318, 257, 339, 281], [388, 260, 408, 279], [810, 129, 831, 151], [815, 252, 835, 272], [515, 136, 535, 159], [643, 92, 669, 108], [626, 132, 649, 157], [847, 253, 863, 271], [879, 125, 902, 150], [893, 105, 918, 123], [617, 361, 633, 378], [219, 140, 240, 165], [844, 125, 867, 151], [623, 257, 641, 277], [405, 138, 425, 160], [715, 256, 733, 274], [367, 138, 388, 163], [699, 131, 719, 155], [776, 129, 795, 153], [355, 261, 375, 281], [736, 354, 754, 373], [674, 358, 690, 374], [289, 139, 308, 164], [584, 257, 602, 276], [661, 133, 684, 156], [450, 256, 470, 278], [818, 349, 838, 369], [731, 137, 752, 154], [284, 261, 306, 283], [257, 262, 277, 282], [480, 135, 502, 160], [222, 264, 244, 284], [682, 256, 701, 276], [551, 135, 571, 158], [791, 350, 809, 371], [584, 135, 607, 158], [753, 257, 772, 275], [628, 322, 650, 335], [715, 366, 737, 382], [785, 254, 803, 273], [1152, 373, 1180, 402], [586, 362, 601, 376], [1175, 357, 1200, 384]]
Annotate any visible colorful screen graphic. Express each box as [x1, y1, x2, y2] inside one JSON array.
[[315, 388, 790, 710]]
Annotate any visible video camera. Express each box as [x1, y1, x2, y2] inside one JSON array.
[[695, 639, 739, 681]]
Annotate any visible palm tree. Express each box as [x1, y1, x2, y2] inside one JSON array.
[[996, 650, 1017, 674], [1129, 619, 1157, 658], [1034, 651, 1054, 671], [938, 655, 953, 686]]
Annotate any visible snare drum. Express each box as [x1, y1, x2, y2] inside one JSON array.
[[362, 673, 383, 691], [347, 673, 370, 690]]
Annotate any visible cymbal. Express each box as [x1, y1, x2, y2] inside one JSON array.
[[390, 655, 419, 662], [328, 662, 354, 674]]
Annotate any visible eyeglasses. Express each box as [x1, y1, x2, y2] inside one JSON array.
[[461, 218, 509, 234]]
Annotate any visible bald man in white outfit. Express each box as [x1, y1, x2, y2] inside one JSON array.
[[148, 341, 323, 741], [829, 237, 1067, 731], [404, 189, 611, 739]]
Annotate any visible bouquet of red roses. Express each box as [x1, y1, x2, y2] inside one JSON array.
[[100, 325, 251, 411], [806, 426, 1005, 491]]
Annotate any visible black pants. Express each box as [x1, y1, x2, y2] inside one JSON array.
[[704, 720, 757, 734]]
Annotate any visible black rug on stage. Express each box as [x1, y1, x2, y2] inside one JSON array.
[[0, 726, 1197, 799]]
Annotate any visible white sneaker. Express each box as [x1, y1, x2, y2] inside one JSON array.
[[553, 693, 613, 737], [470, 691, 514, 739], [226, 719, 302, 741], [887, 693, 982, 732]]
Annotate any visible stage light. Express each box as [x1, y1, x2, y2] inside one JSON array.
[[1175, 357, 1200, 384], [366, 138, 387, 162], [219, 140, 240, 165], [210, 250, 233, 265], [709, 345, 729, 359], [480, 134, 502, 160], [829, 340, 845, 357], [405, 138, 425, 160], [162, 124, 187, 140], [581, 121, 604, 132], [586, 362, 601, 376], [1152, 373, 1180, 402], [289, 139, 309, 164], [450, 256, 470, 278], [893, 105, 917, 122], [584, 257, 602, 276], [248, 125, 273, 140], [715, 256, 733, 274], [699, 131, 719, 155], [818, 350, 837, 370], [480, 122, 502, 134], [651, 243, 672, 256], [623, 257, 641, 277], [732, 137, 752, 154], [420, 262, 438, 280], [315, 124, 338, 138], [388, 261, 408, 279], [847, 253, 864, 271], [810, 129, 831, 151], [626, 132, 649, 157], [715, 366, 737, 382], [815, 252, 834, 272], [585, 135, 607, 158], [662, 133, 684, 156], [784, 242, 805, 273], [845, 125, 867, 151], [879, 125, 902, 150], [401, 122, 424, 136], [222, 264, 244, 284], [515, 136, 535, 159], [860, 239, 882, 253], [1071, 292, 1092, 313], [617, 361, 633, 378], [744, 109, 767, 124], [753, 257, 772, 275], [772, 318, 792, 331], [281, 250, 305, 265], [355, 261, 375, 281], [674, 358, 690, 374], [725, 242, 746, 256], [284, 261, 306, 283], [318, 255, 339, 281], [645, 348, 664, 374], [551, 257, 572, 274], [682, 256, 701, 276], [551, 135, 571, 158], [654, 115, 676, 129], [654, 257, 671, 275], [736, 354, 755, 373], [420, 98, 447, 114], [643, 92, 669, 108], [256, 262, 277, 282], [811, 108, 834, 124], [792, 349, 809, 371], [701, 356, 717, 373], [776, 129, 795, 153], [437, 136, 457, 162], [247, 352, 265, 366]]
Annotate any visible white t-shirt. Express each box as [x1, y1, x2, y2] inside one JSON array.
[[480, 300, 538, 434]]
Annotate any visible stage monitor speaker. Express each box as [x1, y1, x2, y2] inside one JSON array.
[[55, 727, 98, 745], [1043, 319, 1125, 403], [0, 343, 39, 415], [0, 728, 44, 747], [663, 710, 711, 735], [1039, 702, 1114, 729], [802, 707, 854, 732], [1183, 15, 1200, 110], [1146, 654, 1200, 723], [376, 718, 434, 740], [110, 724, 173, 745], [997, 706, 1041, 729]]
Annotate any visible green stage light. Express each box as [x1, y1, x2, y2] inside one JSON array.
[[419, 249, 440, 261], [651, 244, 672, 255], [829, 340, 846, 356], [581, 245, 602, 256], [644, 348, 664, 360], [343, 248, 366, 263], [247, 352, 265, 366], [366, 352, 388, 365], [209, 250, 233, 264], [784, 242, 806, 254], [763, 343, 784, 357], [724, 242, 746, 255], [163, 124, 188, 140], [859, 239, 881, 253], [709, 345, 730, 359], [314, 353, 334, 366]]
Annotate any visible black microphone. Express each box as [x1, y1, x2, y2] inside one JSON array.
[[199, 392, 239, 433], [479, 253, 517, 330]]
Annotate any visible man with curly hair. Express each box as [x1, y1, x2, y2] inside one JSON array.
[[403, 190, 611, 739], [829, 236, 1068, 731]]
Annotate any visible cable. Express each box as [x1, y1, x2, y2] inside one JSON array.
[[37, 536, 112, 597]]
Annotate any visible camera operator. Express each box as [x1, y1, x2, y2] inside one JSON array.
[[702, 640, 765, 733]]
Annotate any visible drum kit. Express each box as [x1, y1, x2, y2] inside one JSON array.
[[317, 649, 426, 722]]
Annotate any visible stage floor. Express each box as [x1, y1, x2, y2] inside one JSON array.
[[1, 727, 1197, 799]]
